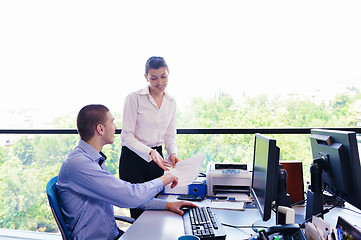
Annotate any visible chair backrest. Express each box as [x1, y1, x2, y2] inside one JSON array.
[[46, 176, 71, 240]]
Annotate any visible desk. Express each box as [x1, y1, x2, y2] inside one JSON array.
[[120, 196, 361, 240], [119, 208, 261, 240]]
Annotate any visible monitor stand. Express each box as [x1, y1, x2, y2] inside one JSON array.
[[305, 157, 325, 221], [276, 164, 292, 225], [305, 189, 324, 220]]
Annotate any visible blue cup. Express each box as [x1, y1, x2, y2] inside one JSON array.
[[178, 235, 200, 240]]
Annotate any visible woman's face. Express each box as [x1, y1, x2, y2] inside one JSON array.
[[145, 67, 169, 95]]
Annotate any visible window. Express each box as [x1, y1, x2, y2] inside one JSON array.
[[0, 0, 360, 235]]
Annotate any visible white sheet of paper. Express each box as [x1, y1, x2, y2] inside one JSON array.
[[304, 222, 320, 240], [210, 201, 245, 211], [312, 216, 332, 239], [167, 153, 205, 186]]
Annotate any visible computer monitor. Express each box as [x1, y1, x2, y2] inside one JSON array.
[[251, 133, 280, 221], [309, 129, 361, 211]]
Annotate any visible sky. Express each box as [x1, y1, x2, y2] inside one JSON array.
[[1, 0, 361, 126]]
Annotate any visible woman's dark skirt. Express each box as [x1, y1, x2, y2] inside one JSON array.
[[119, 146, 164, 219]]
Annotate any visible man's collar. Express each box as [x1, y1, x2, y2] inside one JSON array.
[[99, 151, 107, 160], [98, 151, 107, 166], [78, 139, 105, 162]]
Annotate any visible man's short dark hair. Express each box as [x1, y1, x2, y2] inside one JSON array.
[[145, 56, 169, 75], [77, 104, 109, 142]]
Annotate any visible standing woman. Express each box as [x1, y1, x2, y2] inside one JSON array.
[[119, 56, 179, 218]]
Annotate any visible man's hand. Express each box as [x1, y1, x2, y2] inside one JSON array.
[[165, 201, 198, 215], [150, 149, 170, 171], [158, 173, 178, 188], [169, 153, 179, 168]]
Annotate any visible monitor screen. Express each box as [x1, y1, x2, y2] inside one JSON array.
[[310, 129, 361, 210], [251, 133, 280, 221]]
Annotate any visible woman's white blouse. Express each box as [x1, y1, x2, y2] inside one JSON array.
[[121, 87, 178, 162]]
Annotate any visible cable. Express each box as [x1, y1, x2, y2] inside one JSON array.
[[222, 223, 266, 229], [291, 198, 307, 206], [342, 207, 361, 215], [221, 222, 268, 233], [300, 197, 345, 228]]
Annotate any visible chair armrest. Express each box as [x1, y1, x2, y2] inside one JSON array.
[[114, 214, 135, 224]]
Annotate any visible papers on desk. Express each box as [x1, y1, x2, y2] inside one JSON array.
[[215, 193, 251, 202], [304, 216, 337, 240], [167, 153, 205, 186], [164, 194, 246, 211], [208, 193, 248, 211], [210, 200, 246, 211]]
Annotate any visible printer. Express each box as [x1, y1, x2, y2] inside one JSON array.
[[206, 162, 252, 197]]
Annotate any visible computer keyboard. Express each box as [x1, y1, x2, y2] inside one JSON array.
[[182, 206, 226, 240]]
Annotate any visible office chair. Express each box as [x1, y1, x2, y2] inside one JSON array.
[[46, 176, 135, 240]]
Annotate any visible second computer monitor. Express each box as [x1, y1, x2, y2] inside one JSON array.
[[310, 129, 361, 210], [251, 133, 280, 221]]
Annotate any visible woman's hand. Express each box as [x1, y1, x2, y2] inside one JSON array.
[[169, 153, 179, 168], [150, 149, 170, 171], [165, 201, 198, 215]]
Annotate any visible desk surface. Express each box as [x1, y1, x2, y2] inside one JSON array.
[[120, 195, 361, 240]]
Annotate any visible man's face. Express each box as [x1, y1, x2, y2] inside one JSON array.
[[102, 111, 117, 145]]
